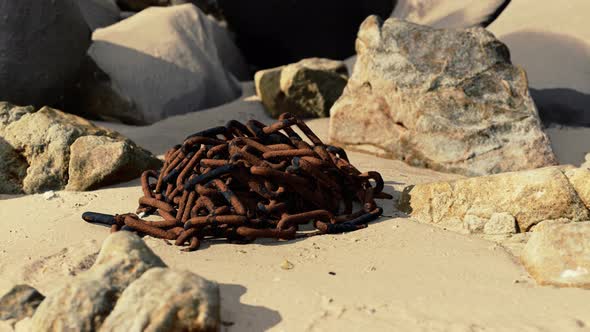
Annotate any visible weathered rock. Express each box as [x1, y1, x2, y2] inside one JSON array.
[[87, 4, 243, 124], [329, 16, 557, 176], [0, 285, 44, 322], [0, 0, 90, 107], [398, 166, 590, 233], [255, 58, 348, 118], [67, 135, 162, 191], [464, 215, 486, 234], [0, 103, 160, 194], [30, 232, 166, 332], [100, 268, 220, 332], [484, 212, 517, 235], [522, 221, 590, 289], [78, 0, 121, 30]]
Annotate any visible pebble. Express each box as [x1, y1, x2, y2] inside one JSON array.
[[280, 260, 294, 270]]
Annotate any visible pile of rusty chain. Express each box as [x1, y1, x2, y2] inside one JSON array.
[[82, 113, 392, 251]]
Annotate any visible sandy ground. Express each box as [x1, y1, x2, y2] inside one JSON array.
[[2, 84, 590, 331]]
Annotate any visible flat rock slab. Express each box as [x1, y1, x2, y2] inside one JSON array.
[[329, 16, 556, 176], [522, 221, 590, 289], [399, 166, 590, 233]]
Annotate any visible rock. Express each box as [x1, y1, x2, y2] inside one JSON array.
[[464, 215, 487, 234], [30, 232, 166, 331], [215, 0, 394, 69], [398, 166, 590, 233], [329, 16, 557, 177], [255, 58, 348, 118], [522, 222, 590, 289], [0, 103, 160, 194], [488, 0, 590, 127], [87, 4, 243, 124], [78, 0, 121, 30], [484, 213, 516, 235], [0, 285, 44, 322], [0, 0, 90, 107], [100, 268, 220, 332], [67, 135, 162, 191]]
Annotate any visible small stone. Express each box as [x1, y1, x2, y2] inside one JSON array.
[[42, 191, 56, 200], [463, 215, 487, 234], [484, 213, 517, 235], [0, 285, 45, 322], [255, 58, 348, 118], [280, 260, 294, 270]]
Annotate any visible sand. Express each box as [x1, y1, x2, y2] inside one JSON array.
[[1, 83, 590, 331]]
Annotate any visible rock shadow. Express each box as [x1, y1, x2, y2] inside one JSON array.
[[498, 30, 590, 127], [219, 283, 282, 331]]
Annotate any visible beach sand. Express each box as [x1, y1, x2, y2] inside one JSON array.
[[1, 83, 590, 331]]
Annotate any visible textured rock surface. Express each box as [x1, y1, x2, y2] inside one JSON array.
[[398, 166, 590, 233], [329, 16, 557, 176], [255, 58, 348, 118], [88, 4, 243, 124], [0, 103, 160, 194], [78, 0, 121, 30], [100, 268, 220, 332], [30, 232, 166, 332], [522, 221, 590, 289], [0, 0, 90, 107], [0, 285, 44, 322], [484, 213, 517, 235], [67, 135, 161, 191]]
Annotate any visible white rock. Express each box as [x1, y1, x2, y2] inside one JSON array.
[[484, 213, 517, 235]]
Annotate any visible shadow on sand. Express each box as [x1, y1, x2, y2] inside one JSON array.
[[219, 283, 282, 331]]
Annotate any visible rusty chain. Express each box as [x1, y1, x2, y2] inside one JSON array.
[[82, 113, 392, 251]]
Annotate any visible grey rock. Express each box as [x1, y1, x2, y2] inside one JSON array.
[[484, 212, 517, 235], [78, 0, 120, 30], [66, 135, 162, 191], [0, 0, 90, 107], [0, 285, 44, 322], [255, 58, 348, 119], [30, 232, 166, 332], [522, 221, 590, 289], [0, 103, 160, 194], [100, 268, 220, 332], [87, 4, 243, 124], [329, 16, 557, 176], [399, 166, 590, 233]]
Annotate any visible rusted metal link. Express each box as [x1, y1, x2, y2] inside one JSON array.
[[83, 113, 391, 251]]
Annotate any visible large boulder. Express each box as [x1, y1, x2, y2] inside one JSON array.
[[100, 268, 220, 332], [398, 166, 590, 233], [255, 58, 348, 118], [85, 4, 244, 124], [488, 0, 590, 126], [0, 102, 161, 194], [30, 232, 167, 331], [215, 0, 393, 69], [329, 17, 557, 176], [78, 0, 121, 31], [522, 221, 590, 289], [0, 0, 90, 107]]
